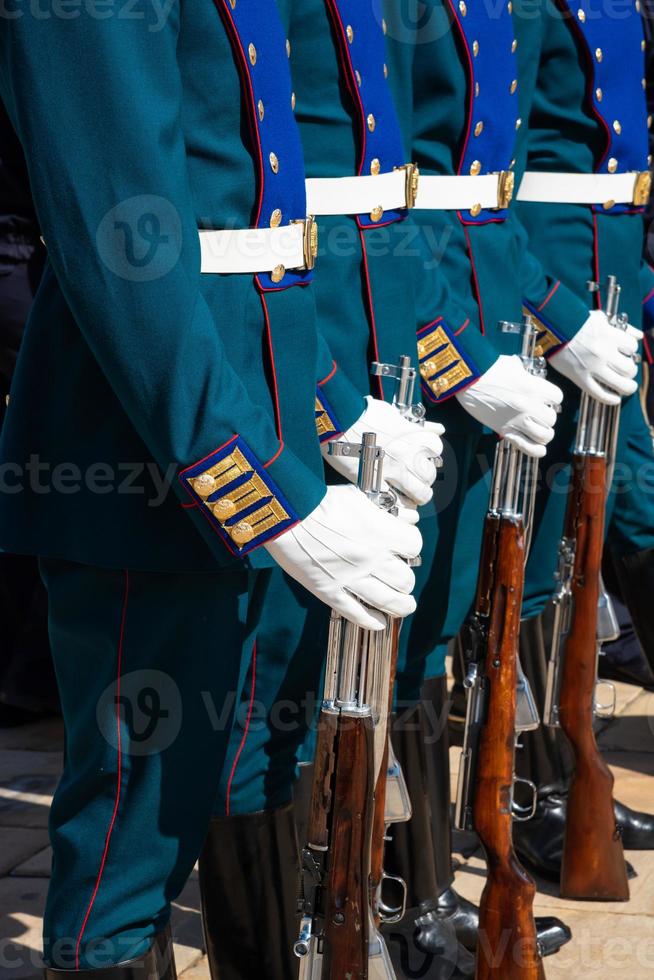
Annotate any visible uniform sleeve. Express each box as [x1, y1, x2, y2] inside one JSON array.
[[511, 210, 590, 356], [0, 0, 327, 560], [313, 334, 366, 444], [411, 221, 501, 404]]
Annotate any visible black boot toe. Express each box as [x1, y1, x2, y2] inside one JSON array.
[[535, 916, 572, 957], [615, 800, 654, 850], [382, 908, 475, 979]]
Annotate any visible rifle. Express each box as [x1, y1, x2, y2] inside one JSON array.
[[367, 354, 441, 928], [295, 432, 400, 980], [455, 316, 545, 979], [543, 275, 630, 901]]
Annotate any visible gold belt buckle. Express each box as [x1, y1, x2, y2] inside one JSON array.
[[301, 215, 318, 270], [633, 170, 652, 207], [397, 163, 420, 209], [496, 170, 515, 209]]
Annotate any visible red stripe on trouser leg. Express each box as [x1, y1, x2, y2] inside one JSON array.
[[75, 569, 130, 969]]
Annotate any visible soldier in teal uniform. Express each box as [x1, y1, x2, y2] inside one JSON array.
[[507, 0, 654, 878], [0, 0, 423, 974], [196, 3, 452, 977]]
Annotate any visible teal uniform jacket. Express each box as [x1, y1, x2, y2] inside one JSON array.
[[0, 0, 330, 574], [513, 0, 654, 613], [384, 0, 591, 435]]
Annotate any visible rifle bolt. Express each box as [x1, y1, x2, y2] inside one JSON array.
[[332, 912, 345, 925]]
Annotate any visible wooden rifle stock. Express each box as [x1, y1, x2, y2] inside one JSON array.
[[305, 708, 376, 978], [473, 515, 544, 980], [558, 454, 629, 901]]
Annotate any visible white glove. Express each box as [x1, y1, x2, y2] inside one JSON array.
[[455, 354, 563, 458], [549, 310, 642, 406], [323, 397, 444, 506], [264, 485, 422, 630]]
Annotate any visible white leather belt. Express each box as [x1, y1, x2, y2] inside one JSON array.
[[415, 171, 515, 212], [305, 165, 419, 217], [517, 170, 652, 208], [199, 217, 318, 277]]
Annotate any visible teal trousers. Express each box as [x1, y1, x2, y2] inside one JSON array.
[[40, 559, 266, 969]]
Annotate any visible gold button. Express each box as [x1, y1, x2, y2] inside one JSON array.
[[367, 113, 376, 132], [382, 18, 387, 34], [515, 117, 522, 130], [642, 40, 646, 51], [286, 38, 291, 57], [637, 0, 641, 9], [355, 69, 362, 86], [508, 0, 513, 11], [608, 158, 618, 173], [649, 115, 653, 130], [649, 154, 652, 166], [269, 151, 279, 174], [510, 79, 518, 94], [270, 209, 282, 228], [271, 264, 285, 283], [474, 121, 484, 137], [346, 24, 354, 43], [475, 81, 480, 97], [603, 200, 615, 210], [578, 8, 585, 21], [229, 0, 235, 7], [257, 99, 264, 121], [370, 205, 384, 222], [459, 0, 467, 14], [230, 522, 255, 546], [291, 92, 296, 110], [470, 203, 482, 217], [192, 474, 216, 498], [383, 63, 388, 78], [613, 119, 622, 134], [473, 40, 479, 56], [643, 79, 647, 90], [595, 47, 602, 62], [212, 499, 236, 520], [248, 43, 257, 65], [370, 158, 381, 175], [512, 39, 518, 53], [470, 160, 482, 176], [596, 87, 603, 102]]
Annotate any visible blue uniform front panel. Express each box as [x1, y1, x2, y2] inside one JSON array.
[[215, 0, 312, 287], [447, 0, 519, 223], [325, 0, 409, 226]]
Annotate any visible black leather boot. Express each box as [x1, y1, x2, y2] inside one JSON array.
[[44, 928, 176, 979], [514, 610, 642, 878], [613, 546, 654, 676], [199, 804, 300, 980], [382, 702, 475, 979]]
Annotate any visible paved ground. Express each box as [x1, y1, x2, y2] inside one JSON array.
[[1, 679, 653, 979]]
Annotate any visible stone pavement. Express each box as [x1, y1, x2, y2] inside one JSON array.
[[1, 680, 653, 979]]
